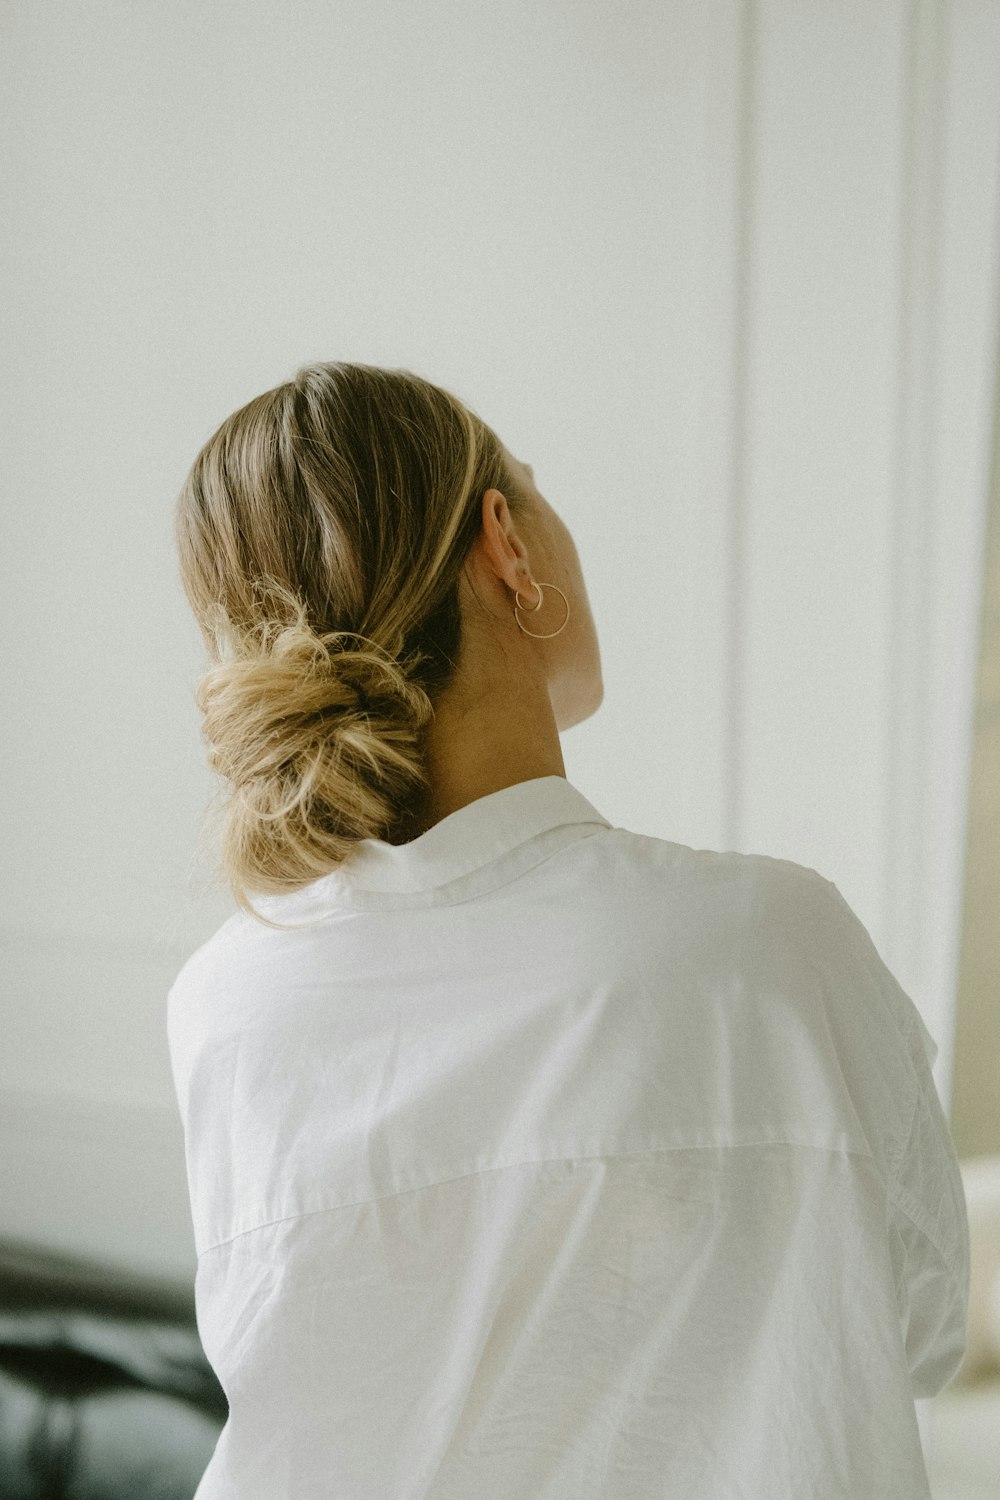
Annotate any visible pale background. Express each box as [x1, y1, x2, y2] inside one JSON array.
[[2, 0, 999, 1489]]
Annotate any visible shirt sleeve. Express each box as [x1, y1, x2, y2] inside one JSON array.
[[822, 879, 971, 1399]]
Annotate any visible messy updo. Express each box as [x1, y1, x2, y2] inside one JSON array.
[[173, 361, 528, 929]]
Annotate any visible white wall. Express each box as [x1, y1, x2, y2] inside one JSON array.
[[2, 0, 997, 1333]]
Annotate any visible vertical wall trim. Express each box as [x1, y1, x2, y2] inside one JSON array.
[[888, 0, 946, 974], [892, 11, 945, 1451], [727, 0, 758, 853]]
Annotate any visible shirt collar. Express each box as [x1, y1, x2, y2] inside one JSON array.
[[331, 773, 611, 897], [247, 774, 613, 920], [238, 780, 611, 918]]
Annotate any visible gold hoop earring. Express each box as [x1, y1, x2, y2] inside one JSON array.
[[513, 579, 570, 639]]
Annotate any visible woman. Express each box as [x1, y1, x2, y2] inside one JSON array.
[[168, 361, 969, 1499]]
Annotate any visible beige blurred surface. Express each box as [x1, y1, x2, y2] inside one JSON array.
[[950, 365, 1000, 1166]]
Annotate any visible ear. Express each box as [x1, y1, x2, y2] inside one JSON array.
[[481, 488, 532, 592]]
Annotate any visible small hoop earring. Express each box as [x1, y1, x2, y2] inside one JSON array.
[[513, 579, 570, 639]]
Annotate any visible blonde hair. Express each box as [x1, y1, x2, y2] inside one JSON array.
[[173, 361, 528, 929]]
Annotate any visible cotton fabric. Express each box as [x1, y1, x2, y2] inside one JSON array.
[[166, 773, 970, 1499]]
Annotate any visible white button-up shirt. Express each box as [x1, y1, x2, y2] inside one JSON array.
[[167, 773, 970, 1499]]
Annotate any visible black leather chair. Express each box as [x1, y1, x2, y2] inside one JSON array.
[[0, 1236, 226, 1500]]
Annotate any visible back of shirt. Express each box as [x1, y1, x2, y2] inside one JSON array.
[[166, 775, 969, 1500]]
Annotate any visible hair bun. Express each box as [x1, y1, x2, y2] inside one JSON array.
[[197, 613, 430, 792], [192, 584, 436, 894]]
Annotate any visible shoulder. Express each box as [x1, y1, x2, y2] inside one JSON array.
[[600, 824, 838, 929], [165, 912, 247, 1045], [617, 829, 916, 1055], [587, 829, 852, 997], [735, 852, 926, 1093]]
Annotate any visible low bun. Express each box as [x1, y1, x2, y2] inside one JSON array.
[[194, 580, 435, 923]]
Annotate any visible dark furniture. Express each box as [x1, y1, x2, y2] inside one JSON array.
[[0, 1236, 226, 1500]]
